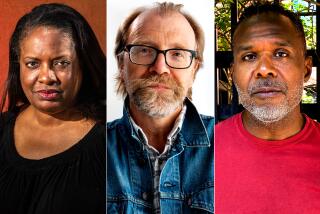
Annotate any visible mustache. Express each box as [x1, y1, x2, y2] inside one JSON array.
[[248, 78, 288, 95], [129, 74, 182, 91]]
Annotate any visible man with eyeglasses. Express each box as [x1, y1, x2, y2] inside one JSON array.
[[107, 2, 214, 213]]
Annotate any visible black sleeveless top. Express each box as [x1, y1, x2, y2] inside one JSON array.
[[0, 111, 106, 214]]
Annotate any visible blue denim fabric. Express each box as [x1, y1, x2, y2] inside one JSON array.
[[107, 99, 214, 213]]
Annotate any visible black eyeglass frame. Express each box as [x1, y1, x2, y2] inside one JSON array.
[[124, 44, 198, 69]]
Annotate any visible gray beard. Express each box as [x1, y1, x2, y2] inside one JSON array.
[[125, 74, 186, 118], [131, 90, 183, 118], [235, 81, 303, 124]]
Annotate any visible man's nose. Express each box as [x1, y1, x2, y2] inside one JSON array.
[[38, 64, 58, 84], [254, 55, 277, 78], [149, 53, 171, 75]]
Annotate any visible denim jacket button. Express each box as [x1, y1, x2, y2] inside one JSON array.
[[163, 181, 175, 187], [187, 198, 192, 206], [142, 192, 148, 200]]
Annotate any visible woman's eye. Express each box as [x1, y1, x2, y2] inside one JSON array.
[[25, 61, 39, 69], [242, 54, 256, 61], [53, 60, 71, 69]]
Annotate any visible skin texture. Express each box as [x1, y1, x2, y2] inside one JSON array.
[[14, 27, 95, 159], [118, 10, 199, 152], [232, 12, 312, 140], [19, 27, 82, 114]]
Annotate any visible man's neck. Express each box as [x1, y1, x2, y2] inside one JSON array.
[[242, 107, 305, 141], [129, 101, 182, 153]]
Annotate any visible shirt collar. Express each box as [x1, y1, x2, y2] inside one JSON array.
[[128, 102, 187, 153], [121, 97, 211, 147]]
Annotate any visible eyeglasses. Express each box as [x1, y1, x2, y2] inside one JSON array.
[[124, 44, 197, 69]]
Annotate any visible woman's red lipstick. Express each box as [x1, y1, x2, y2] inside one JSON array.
[[36, 89, 61, 100]]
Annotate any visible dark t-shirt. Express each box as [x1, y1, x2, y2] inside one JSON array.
[[0, 111, 106, 214]]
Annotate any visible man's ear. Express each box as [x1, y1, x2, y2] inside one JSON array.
[[304, 56, 312, 82], [117, 54, 125, 77], [191, 59, 200, 81]]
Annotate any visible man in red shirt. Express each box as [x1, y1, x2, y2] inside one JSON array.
[[215, 2, 320, 213]]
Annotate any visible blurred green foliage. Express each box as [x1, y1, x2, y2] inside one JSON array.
[[215, 0, 316, 51]]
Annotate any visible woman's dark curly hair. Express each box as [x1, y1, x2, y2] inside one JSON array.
[[2, 3, 106, 123]]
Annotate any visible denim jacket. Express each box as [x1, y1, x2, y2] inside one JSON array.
[[107, 99, 214, 213]]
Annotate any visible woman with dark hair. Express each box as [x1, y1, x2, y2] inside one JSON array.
[[0, 3, 105, 213]]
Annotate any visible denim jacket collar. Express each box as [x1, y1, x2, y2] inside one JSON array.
[[120, 97, 210, 148], [180, 98, 211, 147]]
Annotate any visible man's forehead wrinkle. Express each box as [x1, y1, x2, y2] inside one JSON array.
[[128, 10, 161, 43], [246, 29, 284, 39], [234, 20, 299, 50], [235, 45, 252, 52], [235, 34, 293, 48], [127, 11, 196, 50], [128, 24, 147, 43]]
